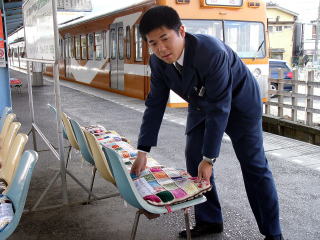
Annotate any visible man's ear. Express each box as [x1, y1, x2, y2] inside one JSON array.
[[179, 25, 186, 38]]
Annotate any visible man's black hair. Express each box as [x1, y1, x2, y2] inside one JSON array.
[[139, 6, 182, 41]]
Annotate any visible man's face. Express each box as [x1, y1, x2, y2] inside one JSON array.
[[146, 26, 185, 64]]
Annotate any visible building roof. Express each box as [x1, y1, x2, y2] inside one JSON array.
[[59, 0, 151, 30], [267, 2, 299, 17], [2, 0, 23, 36]]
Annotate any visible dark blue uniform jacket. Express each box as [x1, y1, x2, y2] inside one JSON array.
[[138, 33, 262, 158]]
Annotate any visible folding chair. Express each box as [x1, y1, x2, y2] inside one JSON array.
[[102, 147, 207, 240], [0, 107, 12, 132], [0, 150, 38, 239], [0, 122, 21, 166]]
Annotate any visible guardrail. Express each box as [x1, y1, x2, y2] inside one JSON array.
[[263, 69, 320, 145]]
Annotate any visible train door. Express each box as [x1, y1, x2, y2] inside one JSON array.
[[65, 37, 72, 78], [109, 23, 124, 90], [18, 46, 21, 68]]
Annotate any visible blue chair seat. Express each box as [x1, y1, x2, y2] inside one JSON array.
[[0, 150, 38, 239]]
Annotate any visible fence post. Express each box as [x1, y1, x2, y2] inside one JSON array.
[[306, 71, 314, 126], [278, 69, 284, 118], [291, 70, 298, 121], [265, 69, 271, 115]]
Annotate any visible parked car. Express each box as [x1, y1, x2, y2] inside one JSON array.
[[269, 59, 293, 92]]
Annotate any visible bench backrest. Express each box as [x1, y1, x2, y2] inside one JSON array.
[[0, 122, 21, 165], [83, 129, 115, 185], [1, 133, 28, 187]]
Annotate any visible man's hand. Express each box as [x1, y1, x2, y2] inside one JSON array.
[[130, 151, 148, 176], [197, 160, 213, 183]]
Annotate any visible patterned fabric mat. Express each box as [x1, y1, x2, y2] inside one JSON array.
[[86, 126, 211, 206]]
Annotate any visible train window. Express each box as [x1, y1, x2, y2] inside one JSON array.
[[103, 31, 108, 59], [118, 27, 124, 60], [64, 38, 69, 58], [69, 38, 73, 58], [81, 35, 87, 59], [95, 32, 103, 60], [110, 29, 116, 60], [67, 38, 71, 58], [75, 36, 81, 59], [88, 33, 94, 60], [135, 24, 143, 61], [59, 38, 64, 58], [19, 46, 25, 58], [126, 26, 131, 59], [69, 37, 73, 58], [71, 37, 75, 58]]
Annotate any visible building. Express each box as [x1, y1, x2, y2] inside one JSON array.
[[267, 3, 298, 65], [291, 20, 320, 67], [302, 21, 319, 65]]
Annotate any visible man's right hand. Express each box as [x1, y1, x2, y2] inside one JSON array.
[[130, 151, 148, 176]]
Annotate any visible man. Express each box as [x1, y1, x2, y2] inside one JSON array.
[[131, 6, 283, 240]]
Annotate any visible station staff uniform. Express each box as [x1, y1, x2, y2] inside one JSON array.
[[137, 32, 281, 237]]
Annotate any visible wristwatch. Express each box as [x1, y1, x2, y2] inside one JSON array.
[[203, 156, 216, 166]]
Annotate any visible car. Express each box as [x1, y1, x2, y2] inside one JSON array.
[[269, 59, 293, 92]]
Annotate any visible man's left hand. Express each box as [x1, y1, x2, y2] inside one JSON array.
[[197, 160, 213, 183]]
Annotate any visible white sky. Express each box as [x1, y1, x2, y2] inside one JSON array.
[[90, 0, 320, 23], [265, 0, 319, 23]]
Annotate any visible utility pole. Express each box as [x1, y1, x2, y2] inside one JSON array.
[[314, 0, 320, 65]]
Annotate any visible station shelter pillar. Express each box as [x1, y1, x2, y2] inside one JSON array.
[[0, 4, 11, 115]]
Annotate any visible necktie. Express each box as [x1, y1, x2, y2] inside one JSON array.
[[175, 62, 183, 75]]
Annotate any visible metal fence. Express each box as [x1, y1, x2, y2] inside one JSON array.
[[264, 69, 320, 127]]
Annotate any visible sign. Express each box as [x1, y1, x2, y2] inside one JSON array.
[[205, 0, 243, 7], [23, 0, 55, 60], [0, 10, 6, 67], [57, 0, 92, 12]]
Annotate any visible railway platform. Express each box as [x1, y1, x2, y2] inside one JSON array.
[[7, 69, 320, 240]]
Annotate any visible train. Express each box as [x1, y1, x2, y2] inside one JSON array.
[[9, 0, 269, 107]]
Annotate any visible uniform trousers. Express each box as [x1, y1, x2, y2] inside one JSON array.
[[185, 112, 281, 236]]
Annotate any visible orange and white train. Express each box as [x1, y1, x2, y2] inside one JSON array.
[[11, 0, 270, 107]]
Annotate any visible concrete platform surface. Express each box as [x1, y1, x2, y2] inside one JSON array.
[[6, 69, 320, 240]]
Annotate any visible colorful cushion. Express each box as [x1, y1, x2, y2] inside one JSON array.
[[0, 195, 14, 232], [102, 141, 137, 159], [85, 126, 129, 144], [85, 125, 107, 133], [101, 139, 211, 207], [131, 167, 211, 206]]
